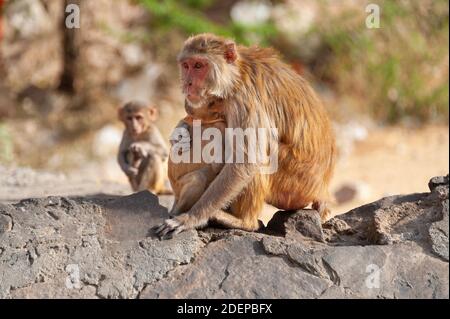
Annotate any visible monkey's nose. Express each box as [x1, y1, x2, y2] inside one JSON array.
[[188, 81, 193, 86]]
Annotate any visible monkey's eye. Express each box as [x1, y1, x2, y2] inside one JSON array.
[[208, 100, 215, 107], [135, 115, 143, 121], [194, 62, 203, 69], [182, 63, 189, 70], [126, 116, 133, 121]]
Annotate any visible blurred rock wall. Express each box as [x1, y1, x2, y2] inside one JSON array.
[[0, 0, 183, 174], [1, 0, 172, 101]]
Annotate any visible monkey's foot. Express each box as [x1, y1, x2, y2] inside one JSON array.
[[153, 214, 192, 240]]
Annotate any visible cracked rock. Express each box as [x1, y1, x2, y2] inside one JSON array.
[[428, 174, 449, 192], [429, 199, 449, 261], [0, 176, 448, 298]]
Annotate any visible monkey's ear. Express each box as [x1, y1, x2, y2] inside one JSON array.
[[224, 42, 237, 64], [148, 107, 159, 121]]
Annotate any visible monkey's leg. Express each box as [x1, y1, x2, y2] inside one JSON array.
[[156, 209, 260, 239], [227, 174, 267, 231], [135, 156, 151, 192], [148, 156, 166, 194], [156, 174, 266, 238], [210, 210, 262, 231], [312, 201, 332, 222], [128, 176, 139, 192], [124, 150, 142, 192], [266, 144, 333, 216], [137, 155, 165, 193], [169, 169, 209, 215], [155, 159, 174, 195], [145, 156, 173, 195], [265, 144, 310, 209]]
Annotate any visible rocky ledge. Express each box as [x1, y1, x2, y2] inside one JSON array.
[[0, 176, 448, 299]]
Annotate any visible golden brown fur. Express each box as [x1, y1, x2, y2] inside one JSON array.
[[168, 97, 226, 215], [155, 34, 336, 238]]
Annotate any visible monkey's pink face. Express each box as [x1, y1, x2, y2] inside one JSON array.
[[180, 57, 210, 103], [125, 112, 147, 137]]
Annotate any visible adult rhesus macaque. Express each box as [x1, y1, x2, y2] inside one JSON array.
[[155, 33, 336, 239], [118, 101, 170, 194], [168, 97, 226, 216]]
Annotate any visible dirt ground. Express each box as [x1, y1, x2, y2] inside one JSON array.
[[330, 124, 449, 213]]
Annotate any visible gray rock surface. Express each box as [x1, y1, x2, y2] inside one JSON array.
[[0, 176, 448, 299], [266, 209, 325, 242], [0, 193, 202, 298]]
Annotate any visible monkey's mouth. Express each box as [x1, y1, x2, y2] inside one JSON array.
[[130, 129, 141, 136], [183, 86, 205, 103], [185, 98, 204, 109], [186, 93, 202, 104]]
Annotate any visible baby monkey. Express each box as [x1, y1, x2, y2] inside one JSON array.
[[168, 97, 226, 215], [118, 101, 170, 194]]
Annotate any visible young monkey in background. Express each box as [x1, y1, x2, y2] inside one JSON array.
[[168, 97, 226, 215], [118, 101, 170, 194]]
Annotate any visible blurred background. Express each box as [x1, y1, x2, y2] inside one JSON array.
[[0, 0, 448, 217]]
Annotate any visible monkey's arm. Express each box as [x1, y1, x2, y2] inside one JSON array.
[[169, 119, 191, 153], [118, 137, 138, 176], [193, 162, 256, 213], [130, 140, 166, 159], [155, 163, 257, 238], [117, 136, 129, 170]]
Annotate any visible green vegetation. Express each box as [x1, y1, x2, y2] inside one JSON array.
[[139, 0, 278, 46], [308, 0, 449, 123], [137, 0, 448, 124]]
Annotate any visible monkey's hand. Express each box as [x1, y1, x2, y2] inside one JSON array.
[[125, 165, 139, 177], [169, 122, 191, 153], [130, 142, 149, 158], [153, 213, 196, 240]]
